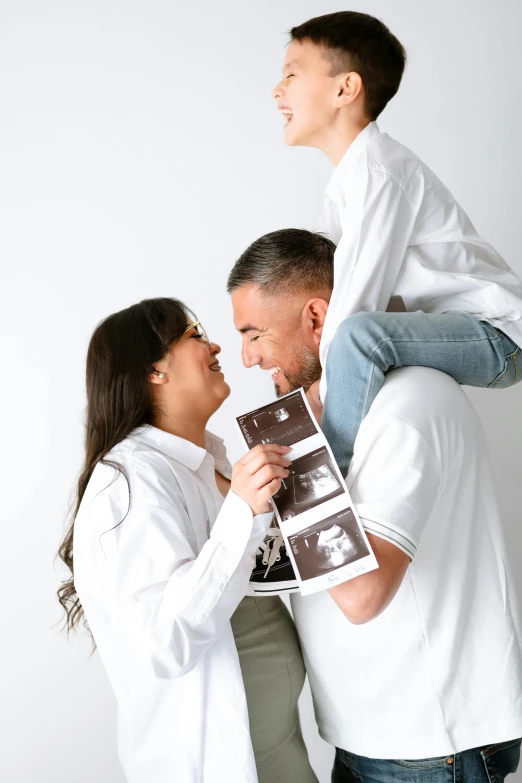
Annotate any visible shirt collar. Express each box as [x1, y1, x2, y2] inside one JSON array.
[[131, 425, 227, 473], [325, 121, 380, 200]]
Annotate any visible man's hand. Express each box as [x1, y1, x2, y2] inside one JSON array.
[[305, 379, 323, 425]]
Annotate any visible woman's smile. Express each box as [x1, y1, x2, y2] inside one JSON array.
[[209, 359, 222, 373]]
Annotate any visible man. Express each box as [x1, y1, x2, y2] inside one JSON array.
[[227, 228, 522, 783]]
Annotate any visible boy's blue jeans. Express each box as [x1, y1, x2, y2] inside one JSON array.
[[322, 311, 521, 477], [331, 738, 521, 783]]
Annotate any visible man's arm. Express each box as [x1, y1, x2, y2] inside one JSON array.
[[328, 533, 410, 624], [326, 411, 442, 625]]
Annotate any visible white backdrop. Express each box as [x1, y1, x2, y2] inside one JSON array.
[[1, 1, 521, 781]]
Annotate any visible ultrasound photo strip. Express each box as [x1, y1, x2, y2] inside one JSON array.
[[236, 388, 379, 595], [236, 389, 318, 449]]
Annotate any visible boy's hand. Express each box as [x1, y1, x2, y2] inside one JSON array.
[[305, 380, 323, 425]]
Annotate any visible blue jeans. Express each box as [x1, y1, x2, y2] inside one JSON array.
[[331, 739, 522, 783], [322, 311, 522, 477]]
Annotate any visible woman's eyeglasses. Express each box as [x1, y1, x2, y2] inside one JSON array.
[[184, 320, 210, 344]]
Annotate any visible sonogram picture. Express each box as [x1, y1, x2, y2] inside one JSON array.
[[237, 389, 378, 594]]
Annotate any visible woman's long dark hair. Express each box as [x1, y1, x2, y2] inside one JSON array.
[[57, 297, 189, 634]]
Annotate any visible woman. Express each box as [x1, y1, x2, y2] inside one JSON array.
[[57, 298, 318, 783]]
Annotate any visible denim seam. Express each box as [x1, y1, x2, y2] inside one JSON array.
[[368, 332, 499, 348], [489, 364, 509, 388], [489, 348, 520, 388], [480, 749, 494, 783], [394, 758, 449, 768], [362, 358, 379, 421], [482, 738, 522, 758]]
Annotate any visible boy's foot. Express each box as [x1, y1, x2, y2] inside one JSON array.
[[248, 527, 300, 596]]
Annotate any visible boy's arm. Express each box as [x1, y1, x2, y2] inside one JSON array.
[[320, 167, 418, 392]]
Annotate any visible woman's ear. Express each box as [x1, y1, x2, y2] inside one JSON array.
[[148, 367, 168, 385], [302, 298, 329, 346]]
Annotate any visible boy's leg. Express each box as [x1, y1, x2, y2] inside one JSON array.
[[322, 310, 521, 477]]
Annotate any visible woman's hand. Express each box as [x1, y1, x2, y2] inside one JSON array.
[[232, 444, 292, 515]]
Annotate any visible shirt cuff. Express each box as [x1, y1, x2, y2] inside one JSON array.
[[246, 511, 274, 554], [360, 516, 417, 559], [210, 491, 273, 557]]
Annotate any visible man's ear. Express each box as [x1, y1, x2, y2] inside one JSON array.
[[302, 298, 329, 345], [334, 71, 364, 109]]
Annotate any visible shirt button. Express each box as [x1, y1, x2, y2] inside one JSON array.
[[446, 758, 454, 765]]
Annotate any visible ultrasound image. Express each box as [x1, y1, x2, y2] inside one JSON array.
[[237, 390, 318, 449], [288, 508, 370, 580], [272, 447, 344, 521]]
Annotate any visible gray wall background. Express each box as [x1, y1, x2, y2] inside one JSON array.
[[1, 1, 521, 781]]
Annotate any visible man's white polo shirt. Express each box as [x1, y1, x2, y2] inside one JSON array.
[[292, 367, 522, 760]]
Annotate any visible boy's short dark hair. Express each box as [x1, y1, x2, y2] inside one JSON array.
[[227, 228, 335, 297], [290, 11, 406, 121]]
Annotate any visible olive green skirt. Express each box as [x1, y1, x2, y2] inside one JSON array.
[[231, 596, 318, 783]]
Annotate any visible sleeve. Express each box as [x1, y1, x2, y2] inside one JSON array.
[[319, 166, 419, 400], [103, 489, 272, 679], [348, 415, 441, 559]]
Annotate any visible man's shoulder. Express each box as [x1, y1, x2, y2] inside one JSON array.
[[366, 366, 481, 438], [351, 367, 487, 513]]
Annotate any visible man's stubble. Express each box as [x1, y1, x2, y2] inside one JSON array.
[[274, 343, 322, 397]]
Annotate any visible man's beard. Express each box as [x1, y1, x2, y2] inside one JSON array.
[[274, 345, 322, 397]]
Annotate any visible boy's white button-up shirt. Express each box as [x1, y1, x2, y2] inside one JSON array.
[[73, 426, 272, 783], [319, 121, 522, 399]]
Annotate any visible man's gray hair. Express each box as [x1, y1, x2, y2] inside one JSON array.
[[227, 229, 335, 296]]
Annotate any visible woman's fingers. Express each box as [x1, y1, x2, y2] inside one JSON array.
[[239, 444, 292, 473], [245, 452, 292, 475], [251, 464, 290, 490], [231, 444, 291, 515], [240, 443, 290, 464], [258, 477, 283, 503]]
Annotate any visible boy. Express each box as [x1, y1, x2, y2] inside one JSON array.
[[272, 11, 522, 476]]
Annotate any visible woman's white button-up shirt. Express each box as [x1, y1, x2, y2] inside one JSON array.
[[73, 425, 272, 782]]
